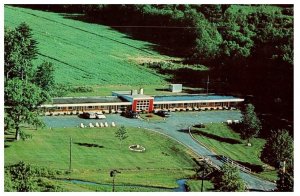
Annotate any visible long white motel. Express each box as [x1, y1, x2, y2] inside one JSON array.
[[40, 88, 244, 115]]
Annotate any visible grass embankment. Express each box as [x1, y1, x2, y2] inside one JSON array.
[[5, 126, 199, 191], [186, 180, 214, 192], [191, 123, 277, 182]]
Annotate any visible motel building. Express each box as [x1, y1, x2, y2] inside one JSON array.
[[40, 88, 244, 115]]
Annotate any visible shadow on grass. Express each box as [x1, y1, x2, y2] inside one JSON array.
[[4, 137, 15, 143], [4, 144, 10, 148], [192, 130, 242, 144], [212, 155, 264, 173], [74, 142, 104, 148]]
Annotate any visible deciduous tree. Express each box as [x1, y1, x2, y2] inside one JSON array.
[[5, 79, 44, 140], [5, 23, 54, 140], [5, 23, 37, 81], [261, 129, 293, 168], [115, 126, 128, 148], [212, 163, 246, 192]]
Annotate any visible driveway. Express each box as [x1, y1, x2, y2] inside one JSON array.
[[43, 110, 275, 191]]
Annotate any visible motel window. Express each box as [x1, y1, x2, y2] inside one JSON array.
[[56, 107, 62, 110], [68, 106, 74, 110], [87, 106, 95, 109]]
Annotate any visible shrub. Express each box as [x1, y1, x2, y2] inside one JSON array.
[[19, 130, 33, 141], [70, 86, 93, 93]]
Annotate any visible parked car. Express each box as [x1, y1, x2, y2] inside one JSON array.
[[96, 113, 106, 119], [121, 110, 139, 118], [82, 112, 96, 119], [156, 110, 171, 117]]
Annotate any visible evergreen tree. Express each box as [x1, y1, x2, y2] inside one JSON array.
[[241, 104, 262, 145]]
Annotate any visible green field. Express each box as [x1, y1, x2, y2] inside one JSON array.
[[4, 6, 170, 86], [186, 180, 214, 192], [5, 126, 199, 191], [191, 123, 277, 181], [4, 6, 210, 97]]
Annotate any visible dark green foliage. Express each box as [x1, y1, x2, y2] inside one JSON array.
[[241, 104, 262, 144], [5, 78, 44, 140], [115, 126, 129, 147], [212, 163, 246, 192], [261, 129, 293, 169], [70, 86, 93, 93], [247, 7, 293, 65], [9, 161, 38, 192], [19, 130, 33, 141], [36, 178, 64, 192], [193, 161, 215, 180], [4, 22, 37, 81], [34, 61, 55, 92], [5, 162, 64, 192], [276, 171, 293, 191], [51, 84, 71, 97], [4, 172, 15, 192]]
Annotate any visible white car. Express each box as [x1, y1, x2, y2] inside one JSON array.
[[96, 113, 106, 119]]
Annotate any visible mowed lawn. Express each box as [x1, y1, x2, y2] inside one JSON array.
[[191, 123, 277, 181], [4, 5, 168, 86], [5, 126, 197, 189]]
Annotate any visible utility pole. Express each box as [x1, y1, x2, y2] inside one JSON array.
[[69, 137, 72, 172], [110, 170, 121, 192], [201, 169, 204, 192], [206, 75, 210, 95]]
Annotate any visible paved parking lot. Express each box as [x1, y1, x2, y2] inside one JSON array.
[[43, 110, 242, 129]]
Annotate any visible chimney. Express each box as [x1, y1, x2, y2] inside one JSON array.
[[131, 89, 138, 95], [139, 88, 144, 95]]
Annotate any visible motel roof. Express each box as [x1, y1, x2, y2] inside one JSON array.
[[153, 95, 244, 103], [40, 96, 132, 108], [53, 96, 127, 104]]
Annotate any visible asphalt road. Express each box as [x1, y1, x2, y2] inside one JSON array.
[[43, 110, 276, 191]]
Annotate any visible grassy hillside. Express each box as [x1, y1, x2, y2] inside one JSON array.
[[4, 5, 171, 86], [191, 123, 277, 181]]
